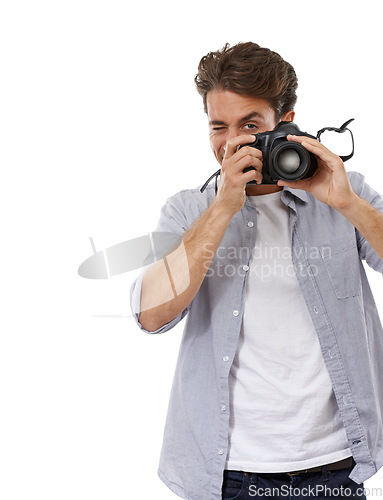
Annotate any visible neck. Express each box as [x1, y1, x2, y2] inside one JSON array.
[[245, 185, 283, 196]]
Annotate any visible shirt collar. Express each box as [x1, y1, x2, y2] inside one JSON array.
[[245, 186, 309, 204], [282, 186, 309, 203], [244, 186, 308, 213]]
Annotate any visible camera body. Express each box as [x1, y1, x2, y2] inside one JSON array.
[[239, 121, 318, 185]]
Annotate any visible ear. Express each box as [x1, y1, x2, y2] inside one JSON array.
[[281, 110, 295, 122]]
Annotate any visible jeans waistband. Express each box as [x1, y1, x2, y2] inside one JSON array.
[[224, 456, 355, 479]]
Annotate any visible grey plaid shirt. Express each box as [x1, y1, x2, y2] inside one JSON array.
[[130, 170, 383, 500]]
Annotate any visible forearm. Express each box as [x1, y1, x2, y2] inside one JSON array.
[[139, 198, 233, 331], [337, 194, 383, 261]]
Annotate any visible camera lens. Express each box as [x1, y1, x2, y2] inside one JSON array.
[[270, 142, 312, 181], [277, 149, 301, 173]]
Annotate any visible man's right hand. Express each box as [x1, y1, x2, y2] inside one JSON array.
[[214, 134, 263, 216], [138, 137, 263, 332]]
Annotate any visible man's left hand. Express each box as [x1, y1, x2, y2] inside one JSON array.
[[277, 134, 358, 211]]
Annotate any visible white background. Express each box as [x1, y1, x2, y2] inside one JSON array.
[[1, 0, 383, 498]]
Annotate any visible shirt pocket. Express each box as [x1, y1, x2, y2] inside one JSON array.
[[319, 243, 362, 299]]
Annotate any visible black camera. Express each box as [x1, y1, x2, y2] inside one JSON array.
[[199, 119, 355, 194], [239, 121, 317, 185]]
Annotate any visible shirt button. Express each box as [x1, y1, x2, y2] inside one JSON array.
[[313, 306, 319, 314], [233, 310, 239, 316], [221, 404, 227, 411], [247, 221, 254, 227], [298, 263, 305, 270], [218, 448, 224, 455], [242, 265, 249, 272], [223, 356, 229, 362]]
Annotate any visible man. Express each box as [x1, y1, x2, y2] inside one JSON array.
[[130, 42, 383, 499]]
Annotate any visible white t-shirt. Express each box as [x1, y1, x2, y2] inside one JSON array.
[[226, 190, 352, 473]]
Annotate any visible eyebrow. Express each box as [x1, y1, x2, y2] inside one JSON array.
[[209, 111, 264, 126]]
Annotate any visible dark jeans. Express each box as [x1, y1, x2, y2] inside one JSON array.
[[222, 464, 367, 499]]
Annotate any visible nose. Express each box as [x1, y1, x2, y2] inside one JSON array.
[[223, 127, 242, 153], [220, 127, 242, 159], [227, 127, 241, 142]]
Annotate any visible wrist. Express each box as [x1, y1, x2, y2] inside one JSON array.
[[335, 194, 364, 221], [210, 197, 237, 222]]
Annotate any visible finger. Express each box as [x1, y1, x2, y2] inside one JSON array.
[[234, 145, 263, 161], [287, 135, 340, 171], [229, 155, 263, 175], [277, 178, 310, 191], [242, 168, 263, 185], [224, 134, 256, 158], [287, 134, 333, 158], [287, 134, 322, 148]]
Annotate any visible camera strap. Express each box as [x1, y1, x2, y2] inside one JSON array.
[[200, 118, 355, 194], [200, 168, 221, 194], [316, 118, 355, 162]]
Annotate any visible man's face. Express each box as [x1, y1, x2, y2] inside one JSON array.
[[206, 89, 294, 165]]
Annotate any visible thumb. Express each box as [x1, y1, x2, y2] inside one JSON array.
[[277, 179, 309, 191]]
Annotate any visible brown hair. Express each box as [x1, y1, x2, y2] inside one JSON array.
[[194, 42, 298, 119]]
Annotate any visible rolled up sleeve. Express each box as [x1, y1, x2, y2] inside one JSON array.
[[130, 270, 191, 334], [129, 193, 193, 334], [349, 170, 383, 274]]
